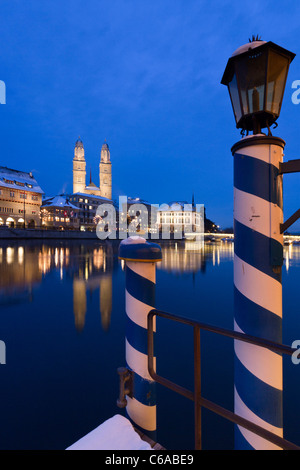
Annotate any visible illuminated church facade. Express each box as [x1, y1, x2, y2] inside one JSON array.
[[73, 137, 112, 200]]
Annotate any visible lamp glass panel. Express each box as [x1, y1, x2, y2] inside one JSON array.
[[228, 72, 242, 123], [266, 50, 289, 115], [235, 49, 267, 116]]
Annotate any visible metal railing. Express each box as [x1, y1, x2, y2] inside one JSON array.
[[147, 308, 300, 451]]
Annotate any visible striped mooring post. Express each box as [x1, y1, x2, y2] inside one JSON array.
[[119, 236, 162, 441], [233, 135, 285, 450]]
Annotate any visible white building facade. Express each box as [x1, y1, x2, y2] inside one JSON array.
[[158, 201, 204, 239]]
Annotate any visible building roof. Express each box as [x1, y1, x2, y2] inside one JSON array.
[[126, 197, 152, 206], [0, 166, 44, 194], [85, 182, 99, 190], [71, 192, 113, 203], [158, 201, 194, 212], [75, 137, 84, 149], [42, 195, 78, 210]]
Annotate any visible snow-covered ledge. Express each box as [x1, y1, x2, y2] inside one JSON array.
[[66, 414, 152, 451]]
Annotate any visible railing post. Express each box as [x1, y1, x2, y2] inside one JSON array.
[[193, 326, 201, 450], [232, 136, 284, 450], [119, 236, 162, 442]]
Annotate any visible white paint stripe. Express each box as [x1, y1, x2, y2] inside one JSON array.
[[235, 142, 282, 168], [126, 339, 155, 381], [234, 254, 282, 318], [127, 261, 156, 283], [234, 187, 283, 245], [234, 320, 283, 391], [126, 396, 156, 432], [126, 290, 156, 331], [235, 388, 283, 450], [234, 338, 282, 391]]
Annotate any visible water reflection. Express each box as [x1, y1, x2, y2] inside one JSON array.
[[0, 245, 41, 304], [39, 242, 116, 332], [284, 243, 300, 272], [0, 241, 118, 332], [9, 238, 300, 331], [157, 240, 234, 274]]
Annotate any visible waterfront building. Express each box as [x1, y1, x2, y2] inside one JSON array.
[[118, 197, 158, 236], [157, 200, 203, 237], [41, 195, 80, 230], [0, 166, 44, 228], [68, 192, 114, 231], [73, 137, 112, 200]]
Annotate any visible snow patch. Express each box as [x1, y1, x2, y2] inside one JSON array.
[[121, 236, 147, 245], [66, 414, 152, 451]]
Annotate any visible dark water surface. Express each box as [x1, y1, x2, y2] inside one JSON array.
[[0, 239, 299, 450]]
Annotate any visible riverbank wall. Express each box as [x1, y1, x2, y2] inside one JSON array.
[[0, 227, 99, 240]]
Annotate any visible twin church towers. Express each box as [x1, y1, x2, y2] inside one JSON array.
[[73, 137, 112, 200]]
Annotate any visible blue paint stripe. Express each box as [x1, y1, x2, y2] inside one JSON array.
[[235, 356, 283, 428], [119, 240, 162, 262], [234, 286, 282, 342], [235, 425, 255, 450], [125, 410, 157, 441], [234, 153, 281, 207], [126, 266, 155, 307], [126, 315, 154, 356], [125, 363, 156, 406], [234, 219, 282, 283]]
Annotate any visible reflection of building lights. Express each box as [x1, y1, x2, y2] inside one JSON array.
[[85, 259, 89, 280], [55, 248, 59, 267], [157, 240, 234, 274], [6, 247, 14, 265], [38, 248, 52, 275], [93, 248, 103, 269], [285, 249, 290, 272], [18, 246, 24, 265], [60, 248, 64, 264]]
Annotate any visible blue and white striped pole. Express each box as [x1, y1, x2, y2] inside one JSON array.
[[119, 236, 162, 441], [233, 135, 285, 450]]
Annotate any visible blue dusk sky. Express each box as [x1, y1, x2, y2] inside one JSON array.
[[1, 0, 300, 229]]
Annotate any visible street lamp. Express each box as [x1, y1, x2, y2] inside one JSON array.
[[221, 38, 295, 134], [221, 37, 296, 451]]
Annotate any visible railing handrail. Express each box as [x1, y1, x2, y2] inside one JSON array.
[[147, 308, 300, 451]]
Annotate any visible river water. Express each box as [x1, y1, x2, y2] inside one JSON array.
[[0, 239, 299, 450]]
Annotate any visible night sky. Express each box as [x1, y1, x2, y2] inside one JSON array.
[[1, 0, 300, 230]]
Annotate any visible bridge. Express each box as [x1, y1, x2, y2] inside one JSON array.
[[202, 233, 300, 244]]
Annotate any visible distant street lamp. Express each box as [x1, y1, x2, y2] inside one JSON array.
[[221, 38, 295, 135], [221, 37, 296, 450]]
